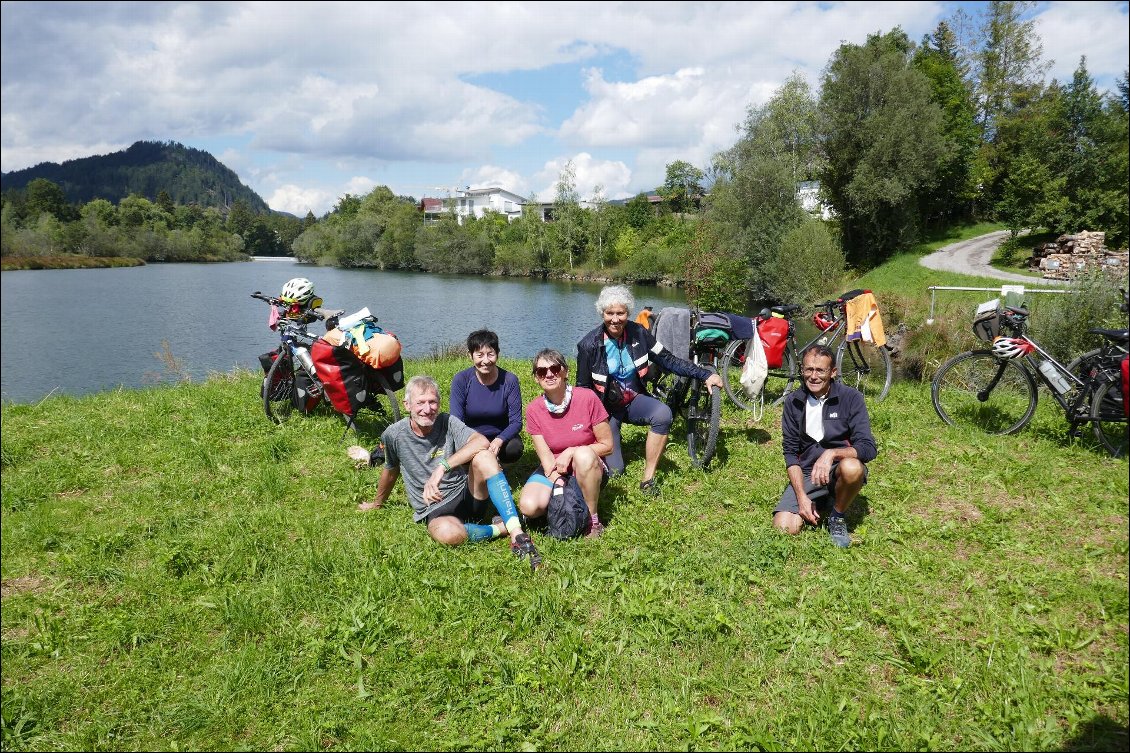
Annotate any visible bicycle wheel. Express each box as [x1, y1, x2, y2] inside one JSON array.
[[764, 348, 798, 407], [719, 339, 759, 412], [931, 350, 1038, 435], [836, 340, 892, 402], [1067, 348, 1104, 379], [263, 351, 296, 424], [1090, 378, 1128, 458], [686, 380, 721, 469]]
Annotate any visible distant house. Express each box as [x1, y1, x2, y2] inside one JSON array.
[[797, 181, 834, 220], [418, 186, 529, 224]]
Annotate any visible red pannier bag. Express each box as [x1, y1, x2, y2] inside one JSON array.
[[1121, 355, 1128, 417], [310, 339, 404, 419], [757, 316, 791, 369]]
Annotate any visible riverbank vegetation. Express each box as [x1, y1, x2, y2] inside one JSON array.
[[4, 4, 1126, 312], [2, 349, 1126, 750]]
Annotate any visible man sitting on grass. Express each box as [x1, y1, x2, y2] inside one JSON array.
[[773, 345, 877, 548], [360, 374, 542, 571]]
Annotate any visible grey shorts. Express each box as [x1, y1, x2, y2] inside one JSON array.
[[773, 462, 868, 516], [424, 488, 490, 524]]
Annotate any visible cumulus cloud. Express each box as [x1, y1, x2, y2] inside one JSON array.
[[1036, 1, 1129, 91], [534, 152, 633, 202], [2, 1, 1126, 216]]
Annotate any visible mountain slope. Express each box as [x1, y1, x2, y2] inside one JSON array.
[[0, 140, 270, 213]]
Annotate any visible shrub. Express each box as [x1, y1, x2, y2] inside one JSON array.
[[1026, 270, 1129, 362]]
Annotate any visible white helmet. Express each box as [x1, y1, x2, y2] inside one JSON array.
[[991, 336, 1029, 360], [280, 277, 315, 305]]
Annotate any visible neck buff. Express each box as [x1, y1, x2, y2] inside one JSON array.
[[544, 385, 573, 415]]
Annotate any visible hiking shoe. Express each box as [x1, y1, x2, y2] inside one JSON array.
[[639, 478, 659, 497], [828, 515, 851, 548], [586, 518, 605, 539], [511, 532, 542, 572]]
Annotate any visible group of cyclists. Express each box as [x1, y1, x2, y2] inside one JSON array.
[[265, 277, 876, 572]]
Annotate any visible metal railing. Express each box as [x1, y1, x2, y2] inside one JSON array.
[[926, 284, 1073, 325]]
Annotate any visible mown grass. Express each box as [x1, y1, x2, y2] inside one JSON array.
[[2, 345, 1127, 750]]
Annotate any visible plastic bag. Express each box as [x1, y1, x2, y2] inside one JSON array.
[[739, 334, 768, 398]]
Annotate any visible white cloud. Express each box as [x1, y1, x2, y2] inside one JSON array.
[[534, 152, 633, 203], [267, 184, 331, 217], [1036, 1, 1129, 92], [3, 1, 1126, 212]]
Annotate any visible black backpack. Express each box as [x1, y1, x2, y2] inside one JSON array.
[[547, 475, 590, 539]]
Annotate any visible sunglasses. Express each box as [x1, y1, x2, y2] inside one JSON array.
[[534, 364, 564, 379]]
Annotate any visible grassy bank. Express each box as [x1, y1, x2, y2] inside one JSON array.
[[0, 255, 146, 271], [2, 353, 1126, 750]]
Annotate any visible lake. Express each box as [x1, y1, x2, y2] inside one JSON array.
[[0, 259, 688, 404]]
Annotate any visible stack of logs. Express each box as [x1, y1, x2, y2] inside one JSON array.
[[1029, 230, 1129, 280]]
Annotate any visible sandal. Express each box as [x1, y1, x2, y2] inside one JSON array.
[[639, 478, 659, 497]]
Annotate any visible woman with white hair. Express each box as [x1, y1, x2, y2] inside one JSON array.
[[576, 285, 723, 495]]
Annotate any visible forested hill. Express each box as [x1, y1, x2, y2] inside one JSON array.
[[0, 140, 270, 213]]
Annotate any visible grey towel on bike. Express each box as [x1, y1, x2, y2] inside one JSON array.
[[654, 307, 691, 360]]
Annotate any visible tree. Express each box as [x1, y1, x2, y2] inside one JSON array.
[[972, 1, 1051, 141], [818, 28, 947, 264], [740, 73, 822, 186], [659, 160, 705, 214], [913, 21, 981, 225], [550, 160, 586, 270], [25, 178, 73, 222]]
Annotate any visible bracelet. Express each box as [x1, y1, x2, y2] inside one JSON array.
[[439, 457, 452, 472]]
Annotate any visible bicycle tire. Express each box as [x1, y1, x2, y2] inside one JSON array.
[[263, 351, 296, 424], [765, 348, 798, 407], [836, 340, 892, 402], [1090, 377, 1128, 458], [931, 350, 1038, 435], [719, 339, 759, 411], [1066, 348, 1105, 379], [686, 381, 721, 469]]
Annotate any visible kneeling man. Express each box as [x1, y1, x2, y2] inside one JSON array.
[[774, 345, 877, 547]]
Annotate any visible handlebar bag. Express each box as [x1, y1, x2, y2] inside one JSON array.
[[757, 316, 790, 369]]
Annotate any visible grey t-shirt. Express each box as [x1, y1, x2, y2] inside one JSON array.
[[381, 414, 476, 521]]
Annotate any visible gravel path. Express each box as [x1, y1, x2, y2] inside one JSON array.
[[920, 229, 1068, 286]]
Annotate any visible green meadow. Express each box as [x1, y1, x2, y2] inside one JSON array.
[[3, 232, 1127, 751]]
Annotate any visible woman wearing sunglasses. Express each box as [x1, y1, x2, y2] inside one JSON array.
[[519, 349, 614, 538], [576, 285, 724, 496]]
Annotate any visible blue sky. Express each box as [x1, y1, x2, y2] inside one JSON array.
[[2, 1, 1127, 217]]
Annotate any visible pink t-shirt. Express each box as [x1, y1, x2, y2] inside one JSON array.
[[525, 386, 610, 455]]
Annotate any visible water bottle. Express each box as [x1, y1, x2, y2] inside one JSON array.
[[1037, 359, 1071, 394], [295, 346, 316, 377]]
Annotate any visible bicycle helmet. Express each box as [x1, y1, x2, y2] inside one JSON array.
[[812, 312, 835, 331], [280, 277, 315, 305], [991, 336, 1032, 360]]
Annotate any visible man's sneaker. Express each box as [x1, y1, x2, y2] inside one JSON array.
[[511, 532, 542, 571], [828, 515, 851, 548], [586, 518, 605, 539]]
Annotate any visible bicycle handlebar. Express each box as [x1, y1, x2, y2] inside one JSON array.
[[251, 291, 329, 321]]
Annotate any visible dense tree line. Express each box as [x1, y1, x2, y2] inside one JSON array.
[[3, 2, 1126, 309], [0, 180, 307, 263]]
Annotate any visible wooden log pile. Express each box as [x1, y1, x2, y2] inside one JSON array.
[[1029, 230, 1129, 280]]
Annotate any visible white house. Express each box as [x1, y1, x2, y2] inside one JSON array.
[[420, 187, 530, 224], [797, 180, 835, 220]]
